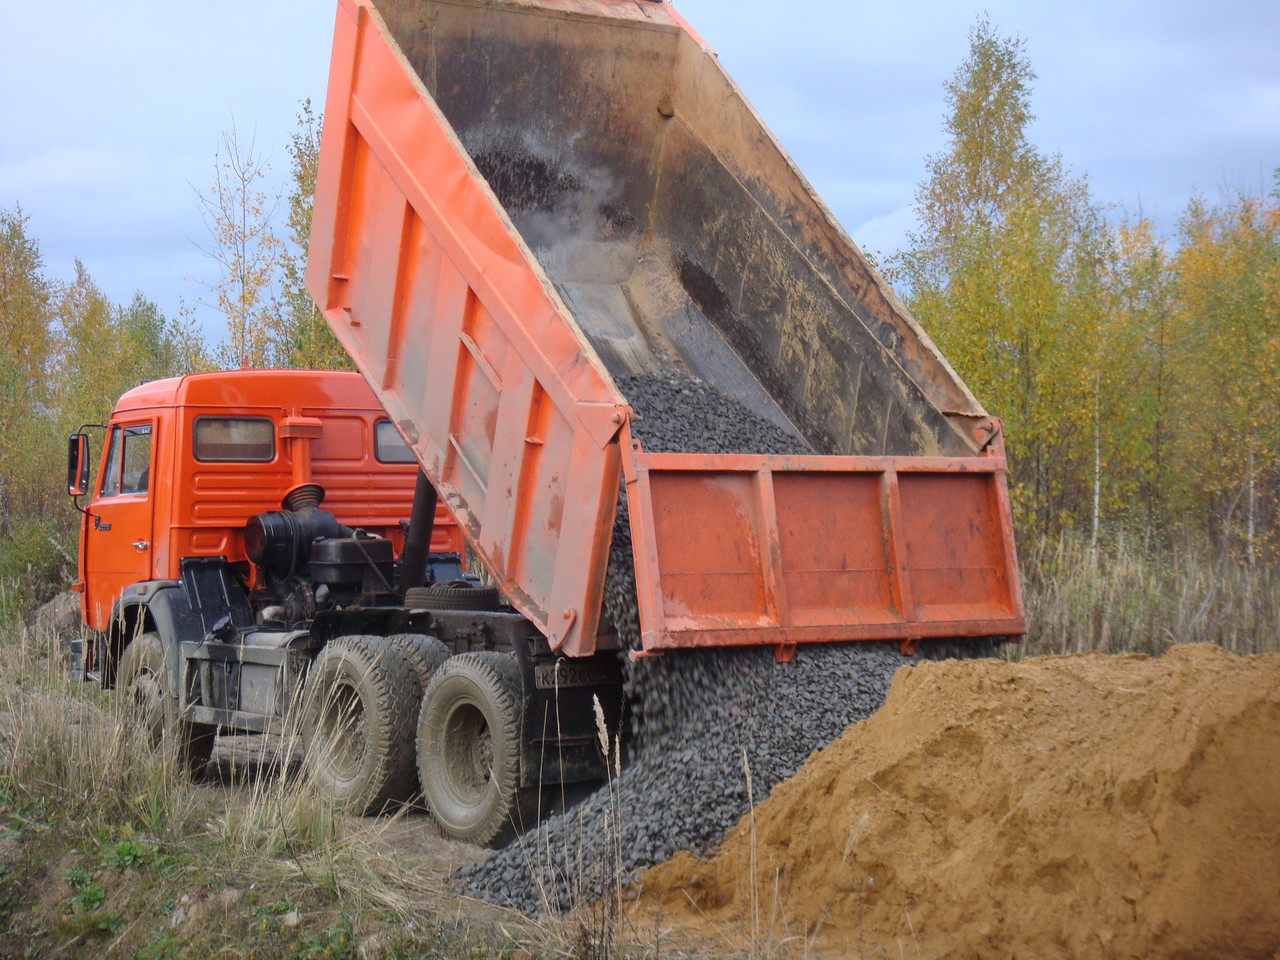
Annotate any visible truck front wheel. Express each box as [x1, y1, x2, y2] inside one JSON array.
[[300, 636, 418, 815], [416, 652, 536, 845], [117, 631, 216, 778]]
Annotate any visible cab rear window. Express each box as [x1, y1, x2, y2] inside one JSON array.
[[193, 417, 275, 462], [375, 420, 415, 463]]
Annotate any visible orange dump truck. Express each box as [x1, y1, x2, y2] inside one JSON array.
[[69, 0, 1023, 846]]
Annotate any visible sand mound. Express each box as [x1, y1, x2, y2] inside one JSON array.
[[635, 644, 1280, 959]]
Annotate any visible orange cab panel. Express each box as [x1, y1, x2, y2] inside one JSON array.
[[79, 370, 461, 632]]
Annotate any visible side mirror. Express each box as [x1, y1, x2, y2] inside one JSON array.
[[67, 433, 91, 497]]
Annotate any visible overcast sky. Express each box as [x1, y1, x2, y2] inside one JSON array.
[[2, 0, 1277, 344]]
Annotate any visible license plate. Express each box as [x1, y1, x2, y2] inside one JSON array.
[[534, 661, 614, 690]]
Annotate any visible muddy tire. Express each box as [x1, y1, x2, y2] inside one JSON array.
[[385, 633, 451, 797], [386, 633, 450, 693], [404, 581, 502, 611], [117, 631, 216, 778], [417, 652, 534, 845], [301, 635, 418, 815]]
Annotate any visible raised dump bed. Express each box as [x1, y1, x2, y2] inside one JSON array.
[[307, 0, 1024, 657]]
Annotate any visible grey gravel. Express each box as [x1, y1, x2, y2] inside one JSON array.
[[458, 643, 928, 915], [601, 373, 812, 655], [456, 371, 996, 914]]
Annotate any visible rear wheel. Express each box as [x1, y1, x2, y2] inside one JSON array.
[[385, 633, 451, 798], [417, 652, 535, 845], [117, 631, 215, 778], [301, 635, 418, 814], [385, 633, 450, 693]]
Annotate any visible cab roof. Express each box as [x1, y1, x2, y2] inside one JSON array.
[[112, 369, 380, 414]]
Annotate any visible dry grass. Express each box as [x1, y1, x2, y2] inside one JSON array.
[[0, 618, 715, 958], [508, 693, 633, 959], [1019, 530, 1280, 657], [0, 625, 538, 958], [0, 631, 198, 840]]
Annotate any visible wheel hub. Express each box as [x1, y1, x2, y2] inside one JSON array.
[[442, 701, 493, 801], [316, 681, 367, 781]]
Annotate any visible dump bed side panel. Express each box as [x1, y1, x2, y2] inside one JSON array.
[[308, 0, 627, 653]]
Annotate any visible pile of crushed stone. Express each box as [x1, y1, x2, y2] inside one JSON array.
[[600, 372, 810, 654], [635, 644, 1280, 960], [457, 371, 995, 913], [457, 643, 939, 914]]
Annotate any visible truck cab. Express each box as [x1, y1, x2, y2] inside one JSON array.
[[67, 369, 620, 843], [71, 369, 459, 679]]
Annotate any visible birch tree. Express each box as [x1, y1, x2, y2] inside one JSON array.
[[0, 207, 55, 524], [1174, 180, 1280, 557], [191, 123, 286, 367], [894, 17, 1102, 536]]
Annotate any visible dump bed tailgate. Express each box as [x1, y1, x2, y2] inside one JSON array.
[[627, 450, 1022, 651]]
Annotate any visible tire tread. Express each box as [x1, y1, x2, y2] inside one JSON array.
[[302, 634, 418, 814]]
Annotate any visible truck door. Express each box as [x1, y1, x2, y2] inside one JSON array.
[[83, 421, 155, 630]]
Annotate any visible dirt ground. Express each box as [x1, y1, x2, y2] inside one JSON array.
[[30, 626, 1277, 958], [206, 644, 1280, 959], [632, 644, 1280, 960], [210, 737, 487, 882]]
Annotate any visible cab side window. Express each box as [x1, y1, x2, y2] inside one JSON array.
[[99, 424, 152, 497], [120, 426, 152, 494]]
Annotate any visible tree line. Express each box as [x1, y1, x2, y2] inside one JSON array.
[[2, 26, 1278, 614], [0, 103, 347, 605], [890, 17, 1280, 560], [0, 219, 204, 600]]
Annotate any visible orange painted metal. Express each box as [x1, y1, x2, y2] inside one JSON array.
[[621, 434, 1025, 650], [308, 0, 627, 655], [79, 370, 461, 632]]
